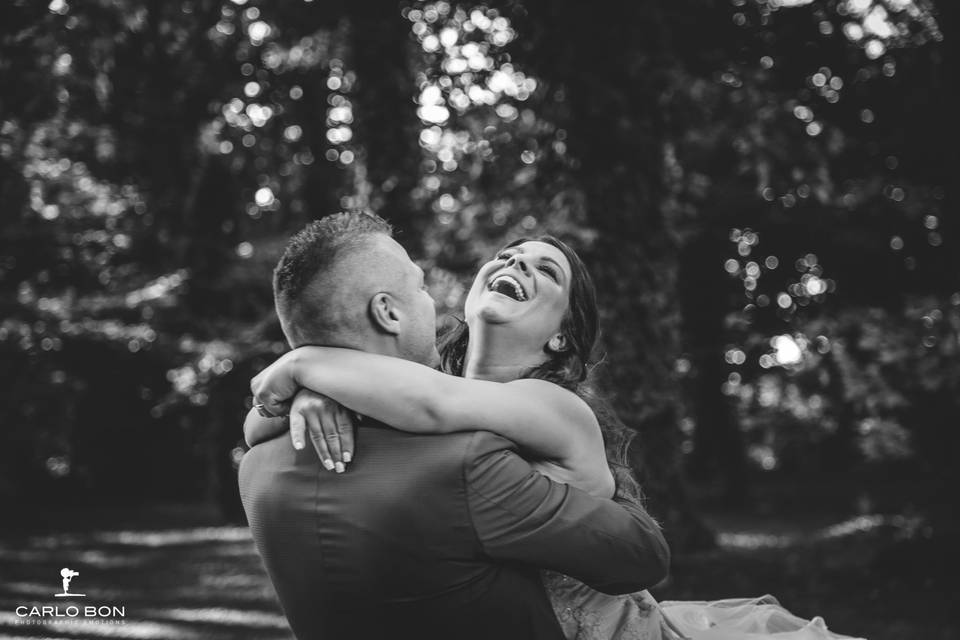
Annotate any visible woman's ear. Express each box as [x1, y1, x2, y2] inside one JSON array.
[[369, 292, 402, 335], [546, 333, 568, 354]]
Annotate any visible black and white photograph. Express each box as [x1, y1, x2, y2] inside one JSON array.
[[0, 0, 956, 638]]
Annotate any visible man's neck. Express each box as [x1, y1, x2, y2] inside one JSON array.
[[295, 330, 401, 359]]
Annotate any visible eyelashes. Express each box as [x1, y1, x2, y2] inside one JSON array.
[[538, 265, 558, 281]]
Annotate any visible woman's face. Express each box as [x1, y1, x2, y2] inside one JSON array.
[[464, 240, 573, 348]]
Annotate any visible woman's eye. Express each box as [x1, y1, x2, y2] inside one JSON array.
[[538, 265, 557, 280], [496, 252, 512, 261]]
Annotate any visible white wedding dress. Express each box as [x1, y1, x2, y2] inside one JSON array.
[[658, 595, 865, 640], [544, 573, 865, 640]]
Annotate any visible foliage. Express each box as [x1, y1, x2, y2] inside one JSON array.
[[0, 0, 954, 549]]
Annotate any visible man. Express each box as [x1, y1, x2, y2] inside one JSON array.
[[239, 211, 669, 639]]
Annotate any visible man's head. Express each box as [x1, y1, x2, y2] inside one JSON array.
[[273, 212, 438, 365]]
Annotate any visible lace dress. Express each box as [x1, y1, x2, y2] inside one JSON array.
[[543, 571, 668, 640], [543, 574, 865, 640]]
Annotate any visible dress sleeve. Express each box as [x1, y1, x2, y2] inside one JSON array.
[[463, 431, 670, 595]]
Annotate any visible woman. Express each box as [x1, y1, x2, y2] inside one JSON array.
[[247, 237, 862, 640]]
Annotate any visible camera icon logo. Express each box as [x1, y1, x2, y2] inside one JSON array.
[[55, 567, 86, 597]]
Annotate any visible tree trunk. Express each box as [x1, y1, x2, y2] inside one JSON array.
[[347, 6, 423, 252], [680, 230, 748, 503], [506, 0, 715, 549]]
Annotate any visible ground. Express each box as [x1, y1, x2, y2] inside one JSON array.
[[0, 494, 954, 639]]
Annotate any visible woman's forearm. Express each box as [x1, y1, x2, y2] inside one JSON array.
[[256, 347, 611, 488], [285, 347, 455, 433]]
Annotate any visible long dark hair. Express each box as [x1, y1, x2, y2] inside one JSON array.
[[438, 235, 643, 501]]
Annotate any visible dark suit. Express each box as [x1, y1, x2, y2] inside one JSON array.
[[239, 421, 669, 640]]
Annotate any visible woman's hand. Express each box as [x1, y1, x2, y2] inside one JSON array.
[[250, 350, 302, 417], [289, 389, 357, 473]]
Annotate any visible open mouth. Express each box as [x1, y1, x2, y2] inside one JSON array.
[[488, 273, 528, 301]]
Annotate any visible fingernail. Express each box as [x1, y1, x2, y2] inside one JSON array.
[[334, 462, 345, 473], [293, 439, 304, 450], [322, 459, 334, 470], [342, 452, 352, 463]]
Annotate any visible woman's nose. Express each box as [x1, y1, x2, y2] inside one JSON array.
[[506, 255, 529, 273]]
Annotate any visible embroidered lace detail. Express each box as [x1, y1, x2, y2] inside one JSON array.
[[543, 571, 664, 640]]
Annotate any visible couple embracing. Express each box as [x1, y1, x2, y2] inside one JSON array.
[[240, 212, 863, 640]]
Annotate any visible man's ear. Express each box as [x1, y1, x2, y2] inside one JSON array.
[[546, 333, 568, 354], [369, 292, 402, 335]]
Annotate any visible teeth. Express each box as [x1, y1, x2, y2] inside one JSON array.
[[490, 274, 527, 301]]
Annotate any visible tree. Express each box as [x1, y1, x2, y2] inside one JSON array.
[[1, 0, 951, 542]]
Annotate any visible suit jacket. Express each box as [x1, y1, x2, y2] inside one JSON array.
[[239, 421, 669, 640]]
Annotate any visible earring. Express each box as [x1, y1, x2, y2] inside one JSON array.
[[547, 335, 567, 353]]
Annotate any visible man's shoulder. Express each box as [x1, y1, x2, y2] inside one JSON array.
[[237, 434, 293, 489], [239, 427, 521, 490], [355, 425, 520, 476], [458, 431, 533, 491], [358, 421, 515, 450], [461, 430, 518, 457], [239, 434, 292, 468], [405, 428, 518, 460]]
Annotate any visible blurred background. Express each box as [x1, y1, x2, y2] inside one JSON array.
[[0, 0, 956, 638]]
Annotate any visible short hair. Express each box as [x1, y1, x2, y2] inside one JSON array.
[[273, 211, 393, 345]]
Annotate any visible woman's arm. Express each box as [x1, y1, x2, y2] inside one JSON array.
[[252, 347, 614, 497]]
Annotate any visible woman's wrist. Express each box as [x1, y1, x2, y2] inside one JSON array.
[[288, 346, 326, 382], [281, 346, 318, 393], [285, 348, 306, 387]]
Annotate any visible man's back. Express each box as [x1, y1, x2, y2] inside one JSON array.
[[239, 422, 567, 639]]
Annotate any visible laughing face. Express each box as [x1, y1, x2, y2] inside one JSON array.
[[464, 240, 573, 351]]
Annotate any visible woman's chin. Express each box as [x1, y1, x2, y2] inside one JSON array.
[[472, 304, 514, 324]]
